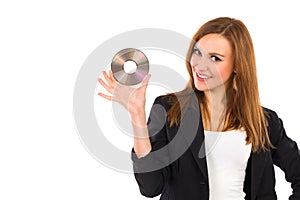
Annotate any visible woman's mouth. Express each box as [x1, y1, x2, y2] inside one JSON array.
[[196, 72, 212, 80]]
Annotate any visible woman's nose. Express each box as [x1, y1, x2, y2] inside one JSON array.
[[191, 56, 209, 71], [192, 54, 217, 73]]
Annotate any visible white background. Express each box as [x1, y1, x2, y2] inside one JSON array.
[[1, 0, 300, 199]]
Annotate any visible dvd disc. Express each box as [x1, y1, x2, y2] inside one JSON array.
[[111, 48, 149, 85]]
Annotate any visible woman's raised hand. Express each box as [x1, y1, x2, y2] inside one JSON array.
[[98, 70, 151, 117]]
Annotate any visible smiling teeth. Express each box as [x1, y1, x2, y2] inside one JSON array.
[[197, 72, 211, 79]]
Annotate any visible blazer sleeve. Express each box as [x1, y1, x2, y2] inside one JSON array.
[[131, 96, 172, 198], [269, 110, 300, 199]]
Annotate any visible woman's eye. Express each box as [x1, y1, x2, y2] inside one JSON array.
[[192, 47, 202, 56], [211, 56, 221, 62]]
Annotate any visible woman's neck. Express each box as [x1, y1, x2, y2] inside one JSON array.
[[203, 87, 227, 131], [204, 86, 227, 109]]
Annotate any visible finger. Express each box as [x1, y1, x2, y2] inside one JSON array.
[[98, 77, 114, 93], [109, 70, 117, 83], [141, 74, 151, 87], [102, 71, 116, 87], [98, 92, 113, 101], [109, 70, 120, 87]]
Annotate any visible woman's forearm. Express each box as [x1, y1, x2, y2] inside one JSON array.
[[130, 110, 152, 158]]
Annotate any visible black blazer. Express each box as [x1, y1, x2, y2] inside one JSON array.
[[132, 95, 300, 200]]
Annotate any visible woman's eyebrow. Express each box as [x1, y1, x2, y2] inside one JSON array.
[[193, 44, 225, 57], [209, 52, 225, 57]]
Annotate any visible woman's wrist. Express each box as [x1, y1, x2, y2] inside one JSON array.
[[130, 112, 147, 127], [129, 106, 146, 119]]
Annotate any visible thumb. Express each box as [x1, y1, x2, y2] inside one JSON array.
[[141, 74, 151, 88]]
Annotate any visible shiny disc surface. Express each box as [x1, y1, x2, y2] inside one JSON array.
[[111, 48, 149, 85]]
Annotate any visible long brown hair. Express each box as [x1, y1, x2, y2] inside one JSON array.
[[166, 17, 274, 152]]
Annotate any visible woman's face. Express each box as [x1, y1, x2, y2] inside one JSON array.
[[190, 33, 234, 92]]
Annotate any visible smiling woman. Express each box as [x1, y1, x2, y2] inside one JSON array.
[[98, 17, 300, 200], [190, 34, 234, 92]]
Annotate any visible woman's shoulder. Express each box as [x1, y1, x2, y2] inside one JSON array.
[[262, 107, 281, 124], [153, 93, 178, 109], [262, 107, 286, 145]]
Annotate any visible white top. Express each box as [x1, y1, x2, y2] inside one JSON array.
[[204, 129, 252, 200]]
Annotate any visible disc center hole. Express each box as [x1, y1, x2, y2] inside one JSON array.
[[123, 60, 137, 74]]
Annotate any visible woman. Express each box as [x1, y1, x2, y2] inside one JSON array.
[[98, 17, 300, 199]]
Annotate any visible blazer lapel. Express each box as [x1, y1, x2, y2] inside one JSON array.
[[180, 107, 208, 181], [250, 150, 268, 200], [189, 126, 208, 180]]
